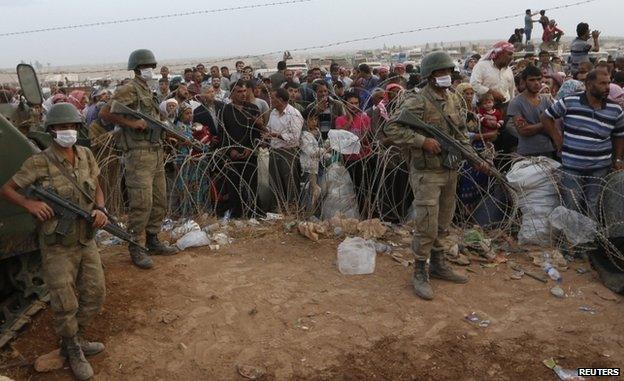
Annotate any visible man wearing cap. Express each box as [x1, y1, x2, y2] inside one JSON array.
[[385, 51, 481, 300], [1, 103, 107, 380], [100, 49, 178, 270]]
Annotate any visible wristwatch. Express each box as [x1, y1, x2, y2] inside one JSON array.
[[94, 205, 108, 214]]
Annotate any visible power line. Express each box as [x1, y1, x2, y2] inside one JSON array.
[[1, 0, 599, 77], [0, 0, 312, 37]]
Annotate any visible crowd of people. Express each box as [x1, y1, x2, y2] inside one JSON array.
[[2, 20, 624, 227], [1, 21, 622, 225]]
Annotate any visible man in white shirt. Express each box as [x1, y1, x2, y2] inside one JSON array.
[[265, 88, 304, 211], [470, 41, 516, 105], [470, 41, 517, 154]]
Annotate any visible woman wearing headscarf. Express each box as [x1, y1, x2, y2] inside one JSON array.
[[171, 103, 208, 215], [67, 90, 88, 112], [556, 79, 585, 100], [454, 82, 493, 213], [608, 83, 624, 108]]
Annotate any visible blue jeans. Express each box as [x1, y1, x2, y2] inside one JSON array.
[[525, 29, 532, 42], [560, 167, 609, 220]]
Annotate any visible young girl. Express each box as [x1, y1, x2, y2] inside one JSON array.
[[476, 93, 502, 141]]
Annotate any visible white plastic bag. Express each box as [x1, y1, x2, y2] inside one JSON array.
[[176, 230, 210, 250], [337, 237, 376, 275], [170, 219, 201, 241], [321, 162, 360, 220], [328, 129, 361, 155], [506, 158, 561, 246], [212, 233, 232, 246], [549, 206, 597, 246]]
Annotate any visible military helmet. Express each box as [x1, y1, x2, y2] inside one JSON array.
[[127, 49, 157, 71], [44, 103, 83, 131], [420, 51, 456, 78]]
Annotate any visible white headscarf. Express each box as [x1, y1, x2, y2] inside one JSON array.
[[159, 98, 178, 119]]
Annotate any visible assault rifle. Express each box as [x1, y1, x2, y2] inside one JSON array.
[[390, 109, 507, 184], [109, 100, 204, 151], [26, 184, 147, 251]]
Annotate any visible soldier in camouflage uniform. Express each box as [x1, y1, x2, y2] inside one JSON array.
[[385, 51, 477, 300], [0, 103, 107, 380], [100, 49, 177, 270]]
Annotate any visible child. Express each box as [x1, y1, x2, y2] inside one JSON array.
[[477, 93, 503, 139]]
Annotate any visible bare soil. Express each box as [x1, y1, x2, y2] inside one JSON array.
[[1, 223, 622, 380]]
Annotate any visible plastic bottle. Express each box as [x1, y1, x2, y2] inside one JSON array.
[[542, 262, 562, 283], [337, 237, 376, 275]]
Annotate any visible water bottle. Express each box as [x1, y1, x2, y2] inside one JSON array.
[[543, 262, 562, 283], [337, 237, 376, 275]]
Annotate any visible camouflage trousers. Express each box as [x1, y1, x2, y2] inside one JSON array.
[[409, 169, 458, 261], [41, 240, 105, 338], [123, 147, 167, 241]]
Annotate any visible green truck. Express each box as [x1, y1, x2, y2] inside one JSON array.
[[0, 64, 50, 348]]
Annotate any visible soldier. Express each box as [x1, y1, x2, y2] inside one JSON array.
[[385, 51, 484, 300], [0, 103, 107, 380], [100, 49, 177, 270]]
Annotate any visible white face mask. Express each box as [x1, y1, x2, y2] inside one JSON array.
[[54, 130, 78, 148], [434, 74, 452, 88], [140, 68, 153, 81]]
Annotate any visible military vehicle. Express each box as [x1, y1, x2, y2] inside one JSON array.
[[0, 64, 49, 348]]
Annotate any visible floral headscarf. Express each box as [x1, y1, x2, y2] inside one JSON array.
[[556, 79, 585, 100], [67, 90, 87, 110]]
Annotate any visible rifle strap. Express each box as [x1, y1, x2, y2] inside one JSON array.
[[421, 90, 468, 139], [421, 90, 488, 163], [43, 149, 97, 205]]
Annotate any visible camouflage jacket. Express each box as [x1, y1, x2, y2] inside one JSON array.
[[384, 85, 470, 171], [111, 77, 162, 150]]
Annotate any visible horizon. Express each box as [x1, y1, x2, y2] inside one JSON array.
[[1, 0, 622, 69]]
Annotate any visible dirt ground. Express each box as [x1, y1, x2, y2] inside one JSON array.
[[1, 221, 622, 381]]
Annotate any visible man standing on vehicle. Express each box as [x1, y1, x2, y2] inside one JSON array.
[[385, 51, 481, 300], [569, 22, 601, 76], [0, 103, 107, 380], [100, 49, 177, 270]]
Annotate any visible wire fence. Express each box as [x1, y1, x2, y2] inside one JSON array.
[[87, 90, 624, 270]]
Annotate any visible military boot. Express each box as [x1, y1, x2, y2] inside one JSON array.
[[60, 332, 105, 357], [61, 336, 94, 380], [412, 260, 434, 300], [430, 251, 468, 284], [129, 243, 154, 269], [77, 331, 105, 356], [146, 233, 178, 255]]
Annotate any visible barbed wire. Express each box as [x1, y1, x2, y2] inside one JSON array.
[[0, 0, 598, 78], [0, 0, 313, 37]]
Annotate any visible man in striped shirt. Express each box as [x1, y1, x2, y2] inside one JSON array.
[[542, 69, 624, 218]]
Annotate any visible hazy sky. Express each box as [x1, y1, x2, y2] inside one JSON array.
[[0, 0, 622, 68]]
